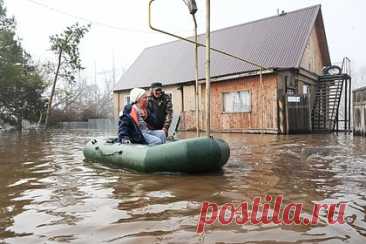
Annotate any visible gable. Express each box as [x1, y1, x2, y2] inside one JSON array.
[[299, 10, 331, 74]]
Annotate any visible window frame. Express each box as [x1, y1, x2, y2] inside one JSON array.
[[221, 90, 252, 114]]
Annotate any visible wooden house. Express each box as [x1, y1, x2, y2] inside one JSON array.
[[113, 5, 335, 134]]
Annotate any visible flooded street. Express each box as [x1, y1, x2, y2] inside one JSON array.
[[0, 129, 366, 243]]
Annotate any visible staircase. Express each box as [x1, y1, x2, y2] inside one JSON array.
[[312, 75, 344, 132], [312, 58, 351, 132]]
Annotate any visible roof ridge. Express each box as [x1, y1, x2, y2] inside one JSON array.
[[208, 4, 321, 35], [144, 4, 321, 50]]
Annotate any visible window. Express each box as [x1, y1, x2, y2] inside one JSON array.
[[223, 91, 251, 113], [303, 85, 308, 95], [124, 95, 130, 106], [287, 88, 296, 95]]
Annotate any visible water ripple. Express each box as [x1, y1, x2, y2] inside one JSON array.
[[0, 130, 365, 243]]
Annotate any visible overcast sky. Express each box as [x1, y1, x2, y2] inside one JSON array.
[[4, 0, 366, 87]]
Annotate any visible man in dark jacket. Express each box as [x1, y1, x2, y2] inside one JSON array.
[[148, 82, 173, 135]]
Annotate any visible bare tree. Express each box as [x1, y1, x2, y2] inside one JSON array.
[[44, 23, 90, 129]]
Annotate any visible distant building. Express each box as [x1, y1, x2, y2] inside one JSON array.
[[113, 5, 348, 134], [353, 86, 366, 136]]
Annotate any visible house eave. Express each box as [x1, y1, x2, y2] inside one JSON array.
[[113, 69, 277, 93], [207, 69, 276, 83]]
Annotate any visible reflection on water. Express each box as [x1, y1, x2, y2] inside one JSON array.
[[0, 129, 366, 243]]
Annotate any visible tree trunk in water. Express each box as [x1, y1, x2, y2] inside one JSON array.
[[44, 50, 63, 129], [16, 114, 22, 131], [37, 112, 43, 128]]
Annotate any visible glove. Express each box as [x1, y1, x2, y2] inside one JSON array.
[[120, 138, 131, 144]]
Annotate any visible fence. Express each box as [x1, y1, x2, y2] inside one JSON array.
[[353, 87, 366, 136], [88, 119, 117, 130], [59, 119, 117, 130]]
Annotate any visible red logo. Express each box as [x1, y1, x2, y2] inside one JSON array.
[[196, 195, 347, 234]]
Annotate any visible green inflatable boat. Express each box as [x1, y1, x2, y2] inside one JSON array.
[[83, 137, 230, 173]]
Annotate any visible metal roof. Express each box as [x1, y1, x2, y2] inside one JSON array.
[[115, 5, 329, 91]]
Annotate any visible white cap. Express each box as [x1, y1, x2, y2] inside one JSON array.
[[130, 88, 146, 103]]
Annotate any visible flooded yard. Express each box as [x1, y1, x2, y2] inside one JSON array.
[[0, 129, 366, 243]]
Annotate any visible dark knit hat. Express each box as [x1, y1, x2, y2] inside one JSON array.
[[151, 82, 163, 89]]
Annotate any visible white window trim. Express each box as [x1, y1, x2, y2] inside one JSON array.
[[222, 90, 252, 113]]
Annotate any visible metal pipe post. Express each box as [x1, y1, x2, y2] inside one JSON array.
[[345, 79, 348, 131], [349, 78, 352, 132], [205, 0, 211, 137], [193, 15, 200, 136]]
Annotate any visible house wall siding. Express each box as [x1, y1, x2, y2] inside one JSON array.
[[113, 91, 128, 118], [179, 74, 279, 133], [300, 26, 325, 74], [113, 75, 278, 133], [210, 74, 278, 132]]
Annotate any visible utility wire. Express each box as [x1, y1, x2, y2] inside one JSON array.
[[21, 0, 159, 35]]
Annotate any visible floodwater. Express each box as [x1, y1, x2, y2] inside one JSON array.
[[0, 129, 366, 244]]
